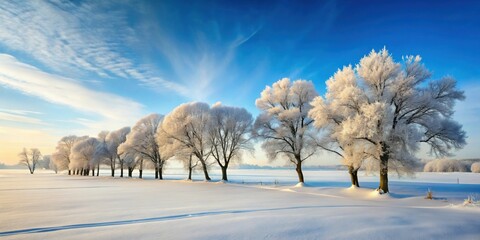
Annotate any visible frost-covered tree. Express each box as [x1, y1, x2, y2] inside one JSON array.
[[18, 148, 41, 174], [312, 136, 371, 187], [44, 155, 58, 173], [471, 162, 480, 173], [162, 102, 213, 181], [36, 154, 55, 172], [122, 152, 138, 177], [254, 78, 318, 183], [309, 66, 375, 187], [51, 135, 87, 174], [208, 103, 253, 181], [136, 155, 145, 178], [119, 114, 170, 179], [311, 48, 466, 193], [424, 159, 468, 172], [183, 154, 200, 180], [88, 131, 109, 176], [97, 127, 130, 177], [70, 137, 101, 176]]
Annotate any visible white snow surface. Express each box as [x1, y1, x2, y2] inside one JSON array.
[[1, 169, 479, 239]]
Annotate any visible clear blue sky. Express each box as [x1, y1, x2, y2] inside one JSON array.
[[0, 0, 479, 164]]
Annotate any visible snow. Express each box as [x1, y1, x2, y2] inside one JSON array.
[[1, 169, 479, 239]]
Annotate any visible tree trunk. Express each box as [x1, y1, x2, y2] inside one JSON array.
[[188, 166, 193, 180], [120, 162, 124, 177], [200, 160, 211, 181], [139, 169, 143, 179], [379, 160, 389, 193], [187, 155, 193, 180], [378, 143, 389, 193], [68, 170, 71, 175], [221, 166, 228, 181], [92, 168, 95, 176], [111, 158, 115, 177], [128, 168, 133, 177], [158, 167, 163, 180], [295, 161, 304, 183], [348, 166, 360, 187], [155, 167, 159, 179], [96, 162, 100, 176]]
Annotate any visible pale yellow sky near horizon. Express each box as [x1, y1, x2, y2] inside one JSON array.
[[0, 125, 58, 165]]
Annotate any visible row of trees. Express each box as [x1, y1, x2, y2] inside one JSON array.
[[43, 48, 466, 193], [50, 103, 254, 181]]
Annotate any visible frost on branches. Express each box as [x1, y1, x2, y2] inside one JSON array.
[[309, 48, 466, 193], [162, 102, 213, 181], [119, 114, 170, 179], [18, 148, 41, 174], [51, 135, 88, 175], [97, 127, 130, 177], [254, 78, 318, 183], [69, 137, 101, 176], [209, 103, 253, 181]]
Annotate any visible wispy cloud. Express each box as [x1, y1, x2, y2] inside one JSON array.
[[0, 0, 187, 95], [145, 19, 260, 101], [0, 54, 144, 129], [0, 108, 42, 115], [0, 110, 44, 125]]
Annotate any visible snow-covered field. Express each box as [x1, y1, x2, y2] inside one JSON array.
[[1, 169, 479, 239]]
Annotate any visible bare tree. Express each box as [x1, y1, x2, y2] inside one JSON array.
[[18, 148, 41, 174], [162, 102, 213, 181], [311, 48, 466, 193], [253, 78, 318, 183], [208, 103, 253, 181]]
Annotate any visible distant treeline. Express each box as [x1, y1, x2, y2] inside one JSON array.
[[422, 159, 480, 173]]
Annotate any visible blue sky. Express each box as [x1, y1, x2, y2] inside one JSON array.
[[0, 0, 479, 165]]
